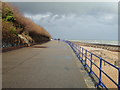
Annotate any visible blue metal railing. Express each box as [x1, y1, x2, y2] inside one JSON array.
[[64, 40, 120, 89]]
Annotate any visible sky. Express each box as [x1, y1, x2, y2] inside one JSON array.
[[10, 2, 118, 40]]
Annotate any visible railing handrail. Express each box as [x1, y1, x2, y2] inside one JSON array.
[[77, 44, 119, 70], [64, 40, 120, 89]]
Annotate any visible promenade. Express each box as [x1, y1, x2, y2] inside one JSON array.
[[3, 40, 87, 88]]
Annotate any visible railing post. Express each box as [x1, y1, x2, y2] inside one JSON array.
[[99, 58, 102, 84], [89, 53, 93, 74], [79, 47, 81, 58], [80, 47, 82, 59], [73, 44, 75, 52], [118, 68, 120, 90], [84, 50, 87, 67], [77, 47, 80, 59], [97, 58, 103, 88], [82, 48, 83, 61]]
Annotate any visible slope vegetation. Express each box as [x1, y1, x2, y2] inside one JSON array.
[[2, 2, 52, 48]]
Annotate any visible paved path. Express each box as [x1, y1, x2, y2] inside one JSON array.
[[3, 40, 87, 88]]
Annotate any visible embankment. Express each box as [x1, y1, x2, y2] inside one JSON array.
[[1, 2, 52, 51]]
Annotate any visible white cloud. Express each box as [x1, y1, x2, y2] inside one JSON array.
[[25, 12, 117, 25], [24, 11, 118, 40], [24, 12, 52, 23]]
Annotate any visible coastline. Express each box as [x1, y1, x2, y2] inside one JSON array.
[[72, 41, 120, 52], [72, 41, 119, 66]]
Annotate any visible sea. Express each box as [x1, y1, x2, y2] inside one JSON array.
[[70, 40, 119, 46]]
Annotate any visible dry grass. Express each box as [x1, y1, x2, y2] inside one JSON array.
[[2, 2, 52, 46]]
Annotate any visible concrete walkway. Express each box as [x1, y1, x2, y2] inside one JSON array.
[[3, 40, 88, 88]]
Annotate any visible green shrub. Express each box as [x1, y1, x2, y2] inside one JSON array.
[[2, 6, 16, 22], [2, 7, 12, 18], [10, 27, 18, 35], [6, 15, 16, 22]]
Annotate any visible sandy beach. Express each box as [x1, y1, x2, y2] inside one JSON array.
[[73, 41, 119, 88]]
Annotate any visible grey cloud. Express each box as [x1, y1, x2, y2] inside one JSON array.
[[10, 2, 118, 40], [11, 2, 117, 15]]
